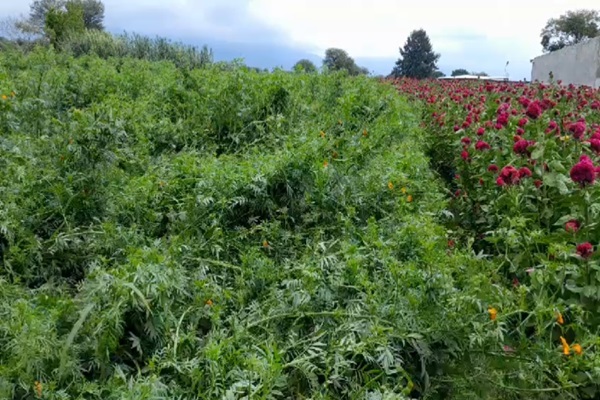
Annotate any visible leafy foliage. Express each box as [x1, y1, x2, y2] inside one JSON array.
[[541, 9, 600, 52], [323, 48, 369, 76], [60, 30, 214, 69], [44, 1, 85, 48], [0, 47, 512, 398], [293, 59, 318, 73]]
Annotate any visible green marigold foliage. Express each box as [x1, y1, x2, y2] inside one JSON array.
[[0, 47, 551, 399]]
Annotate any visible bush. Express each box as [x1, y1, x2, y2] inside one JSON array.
[[60, 30, 213, 69]]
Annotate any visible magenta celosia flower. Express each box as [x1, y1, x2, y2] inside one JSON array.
[[525, 101, 542, 119], [500, 166, 521, 185], [565, 219, 581, 233], [461, 150, 470, 161], [590, 139, 600, 154], [576, 242, 593, 259], [518, 167, 532, 178], [570, 155, 596, 186], [475, 140, 491, 151], [488, 164, 498, 173], [568, 120, 586, 139], [513, 139, 534, 156], [461, 137, 472, 145]]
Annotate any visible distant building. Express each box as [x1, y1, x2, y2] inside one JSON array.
[[531, 37, 600, 88]]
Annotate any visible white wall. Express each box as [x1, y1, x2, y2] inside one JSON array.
[[531, 37, 600, 88]]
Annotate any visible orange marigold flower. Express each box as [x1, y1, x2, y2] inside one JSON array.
[[34, 381, 42, 397], [572, 343, 583, 355], [388, 181, 394, 190], [262, 240, 269, 248], [205, 299, 213, 307], [323, 160, 329, 168], [363, 129, 368, 137], [332, 151, 339, 159], [1, 95, 7, 100], [320, 131, 325, 138], [401, 187, 407, 194], [560, 336, 570, 355], [556, 312, 564, 325], [407, 195, 413, 203], [488, 307, 497, 321]]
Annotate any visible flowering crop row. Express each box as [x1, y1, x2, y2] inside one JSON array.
[[393, 77, 600, 395]]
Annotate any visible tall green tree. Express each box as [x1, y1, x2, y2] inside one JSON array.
[[391, 29, 440, 79], [541, 9, 600, 52], [19, 0, 104, 34], [45, 1, 85, 47], [323, 48, 368, 76]]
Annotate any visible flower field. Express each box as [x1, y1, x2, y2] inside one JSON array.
[[1, 45, 599, 399], [394, 77, 600, 397]]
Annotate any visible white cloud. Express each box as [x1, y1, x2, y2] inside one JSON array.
[[248, 0, 599, 60]]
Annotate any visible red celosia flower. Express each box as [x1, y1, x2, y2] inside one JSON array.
[[461, 150, 470, 161], [576, 242, 593, 259], [488, 164, 499, 173], [516, 127, 525, 135], [500, 166, 521, 185], [518, 118, 528, 127], [590, 139, 600, 154], [497, 112, 509, 126], [518, 167, 532, 178], [461, 137, 472, 146], [513, 139, 534, 156], [496, 177, 506, 186], [534, 179, 543, 188], [565, 219, 581, 233], [453, 125, 460, 132], [568, 121, 587, 139], [570, 155, 596, 186], [477, 127, 485, 136], [475, 140, 491, 151], [525, 101, 542, 119]]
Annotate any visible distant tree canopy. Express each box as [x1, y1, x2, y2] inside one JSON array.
[[45, 1, 85, 47], [391, 29, 440, 79], [322, 48, 369, 76], [451, 69, 488, 77], [432, 71, 445, 78], [541, 9, 600, 52], [18, 0, 104, 35], [293, 59, 317, 73], [451, 68, 469, 76]]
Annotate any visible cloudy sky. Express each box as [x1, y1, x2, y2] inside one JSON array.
[[2, 0, 599, 78]]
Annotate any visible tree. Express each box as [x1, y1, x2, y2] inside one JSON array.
[[72, 0, 104, 30], [391, 29, 440, 79], [472, 71, 488, 77], [45, 1, 85, 47], [322, 48, 368, 76], [432, 71, 446, 78], [541, 9, 600, 52], [451, 68, 470, 76], [20, 0, 104, 34], [293, 59, 317, 73]]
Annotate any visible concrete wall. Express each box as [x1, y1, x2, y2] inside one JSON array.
[[531, 37, 600, 88]]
